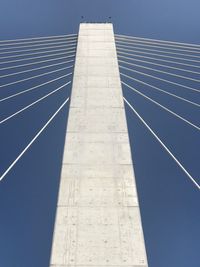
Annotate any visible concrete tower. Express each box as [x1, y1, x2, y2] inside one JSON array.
[[50, 23, 148, 267]]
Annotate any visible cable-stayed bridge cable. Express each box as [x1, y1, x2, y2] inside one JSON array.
[[122, 81, 200, 131], [0, 81, 71, 125], [0, 97, 70, 182], [0, 36, 77, 48], [117, 46, 200, 63], [115, 34, 200, 49], [0, 54, 75, 72], [115, 36, 200, 51], [0, 40, 77, 52], [0, 33, 77, 43], [0, 43, 76, 56], [0, 62, 73, 88], [120, 72, 200, 108], [123, 97, 200, 190], [117, 56, 200, 75], [119, 60, 200, 83], [0, 49, 76, 66], [119, 65, 200, 93], [116, 43, 200, 59], [117, 49, 200, 64], [0, 72, 72, 102], [0, 46, 77, 60], [0, 61, 73, 79], [117, 44, 200, 59], [117, 54, 200, 70], [115, 39, 200, 54]]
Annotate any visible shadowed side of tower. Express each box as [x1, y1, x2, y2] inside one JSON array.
[[49, 23, 148, 267]]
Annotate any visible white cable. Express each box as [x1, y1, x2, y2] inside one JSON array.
[[115, 36, 200, 51], [0, 62, 73, 88], [0, 54, 75, 72], [118, 55, 200, 75], [117, 49, 200, 64], [0, 49, 76, 65], [116, 43, 200, 59], [0, 33, 77, 43], [0, 40, 77, 52], [117, 53, 200, 70], [0, 81, 71, 125], [115, 38, 200, 54], [119, 65, 200, 94], [120, 72, 200, 108], [0, 97, 70, 182], [0, 72, 72, 102], [0, 43, 75, 56], [119, 60, 200, 83], [0, 36, 77, 48], [122, 81, 200, 131], [123, 97, 200, 190], [115, 34, 200, 49], [0, 45, 76, 60], [0, 60, 73, 79]]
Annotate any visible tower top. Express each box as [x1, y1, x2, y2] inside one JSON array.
[[80, 22, 113, 24], [79, 23, 113, 30]]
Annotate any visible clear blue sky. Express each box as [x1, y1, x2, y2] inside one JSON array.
[[0, 1, 199, 267]]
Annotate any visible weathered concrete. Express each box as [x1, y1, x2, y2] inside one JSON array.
[[50, 23, 148, 267]]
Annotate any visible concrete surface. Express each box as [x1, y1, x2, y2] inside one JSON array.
[[49, 23, 148, 267]]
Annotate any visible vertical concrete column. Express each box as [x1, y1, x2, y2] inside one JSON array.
[[50, 23, 148, 267]]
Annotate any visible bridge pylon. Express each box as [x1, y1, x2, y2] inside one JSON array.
[[49, 23, 148, 267]]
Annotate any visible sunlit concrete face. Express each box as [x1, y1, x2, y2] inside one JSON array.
[[50, 23, 148, 267]]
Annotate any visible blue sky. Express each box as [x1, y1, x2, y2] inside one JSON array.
[[0, 1, 200, 267]]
